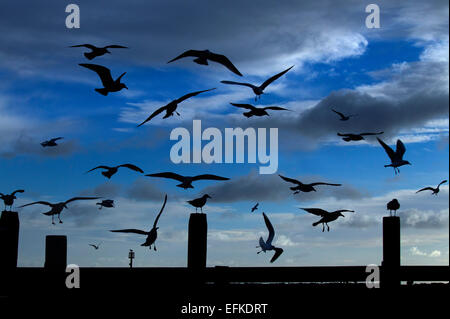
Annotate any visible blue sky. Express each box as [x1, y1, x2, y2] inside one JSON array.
[[0, 0, 448, 267]]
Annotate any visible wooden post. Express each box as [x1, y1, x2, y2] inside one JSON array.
[[45, 235, 67, 271], [382, 216, 400, 287], [0, 210, 20, 269], [187, 213, 207, 269]]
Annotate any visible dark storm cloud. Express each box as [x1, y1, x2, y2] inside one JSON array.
[[79, 182, 121, 198], [126, 178, 164, 201]]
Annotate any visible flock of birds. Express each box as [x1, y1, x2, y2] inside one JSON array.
[[1, 44, 447, 264]]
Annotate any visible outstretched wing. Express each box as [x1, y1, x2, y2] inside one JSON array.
[[175, 88, 216, 104], [262, 212, 275, 245], [263, 106, 289, 111], [110, 229, 148, 235], [335, 210, 355, 214], [377, 138, 396, 161], [191, 174, 229, 181], [220, 80, 255, 88], [64, 197, 100, 205], [137, 105, 168, 127], [118, 164, 144, 173], [50, 137, 64, 142], [230, 103, 256, 110], [146, 172, 186, 182], [337, 133, 350, 137], [360, 132, 384, 136], [105, 45, 128, 49], [416, 187, 434, 193], [395, 139, 406, 159], [260, 65, 294, 90], [208, 53, 242, 76], [278, 174, 301, 185], [79, 63, 114, 87], [70, 44, 97, 50], [153, 194, 168, 228], [168, 50, 203, 63], [11, 189, 25, 196], [270, 247, 284, 263], [438, 180, 448, 187], [332, 109, 345, 119], [86, 166, 111, 173], [309, 182, 342, 187], [300, 208, 328, 217], [19, 201, 53, 208]]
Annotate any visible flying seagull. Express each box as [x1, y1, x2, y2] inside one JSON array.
[[337, 132, 384, 142], [110, 194, 167, 251], [332, 109, 357, 121], [146, 172, 229, 189], [137, 88, 216, 127], [301, 208, 354, 232], [221, 65, 294, 100], [256, 212, 284, 263], [230, 103, 289, 118], [89, 243, 101, 250], [387, 199, 400, 216], [70, 44, 128, 60], [377, 138, 411, 174], [86, 164, 144, 179], [187, 194, 211, 213], [19, 197, 100, 224], [251, 203, 259, 213], [0, 190, 25, 211], [41, 137, 63, 147], [96, 199, 115, 209], [168, 49, 242, 76], [79, 63, 128, 96], [416, 180, 447, 195], [279, 174, 341, 194]]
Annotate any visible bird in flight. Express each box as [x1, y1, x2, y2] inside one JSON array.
[[337, 132, 383, 142], [279, 174, 341, 194], [96, 199, 115, 209], [301, 208, 354, 232], [187, 194, 211, 213], [86, 164, 144, 179], [89, 243, 101, 250], [137, 88, 216, 127], [19, 197, 100, 224], [110, 194, 167, 251], [387, 199, 400, 216], [70, 44, 128, 60], [377, 138, 411, 174], [79, 63, 128, 96], [416, 180, 447, 195], [257, 212, 284, 263], [230, 103, 289, 118], [41, 137, 63, 147], [146, 172, 229, 189], [332, 109, 357, 121], [168, 49, 242, 76], [251, 203, 259, 213], [0, 189, 25, 211], [221, 65, 294, 100]]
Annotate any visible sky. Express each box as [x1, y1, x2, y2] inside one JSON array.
[[0, 0, 448, 267]]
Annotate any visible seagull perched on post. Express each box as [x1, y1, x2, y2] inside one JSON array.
[[41, 137, 63, 147], [377, 138, 411, 174], [137, 88, 216, 126], [168, 49, 242, 76], [301, 208, 354, 232], [279, 174, 341, 194], [96, 199, 115, 209], [19, 197, 100, 224], [221, 66, 293, 100], [337, 132, 383, 142], [416, 180, 447, 196], [70, 44, 128, 60], [332, 109, 357, 121], [79, 63, 128, 96], [387, 199, 400, 216], [0, 190, 25, 211], [86, 164, 144, 179], [187, 194, 211, 213], [146, 172, 229, 189], [256, 212, 284, 263], [230, 103, 289, 118], [110, 195, 167, 251]]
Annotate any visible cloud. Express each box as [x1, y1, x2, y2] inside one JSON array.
[[79, 182, 122, 198], [410, 246, 442, 258], [126, 178, 164, 201], [399, 208, 449, 229]]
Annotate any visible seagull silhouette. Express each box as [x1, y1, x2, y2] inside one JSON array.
[[230, 103, 289, 118], [332, 109, 357, 121], [146, 172, 229, 189], [70, 44, 128, 60], [168, 50, 242, 76], [19, 197, 100, 224], [256, 212, 284, 263], [337, 132, 383, 142], [221, 66, 293, 100], [387, 199, 400, 216], [301, 208, 354, 232], [79, 63, 127, 96], [377, 138, 411, 174], [110, 194, 167, 251], [89, 243, 101, 250], [96, 199, 115, 209], [0, 190, 24, 211], [86, 164, 144, 179], [137, 88, 216, 126], [251, 203, 259, 213], [187, 194, 211, 213], [416, 180, 447, 195], [279, 174, 341, 194], [41, 137, 63, 147]]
